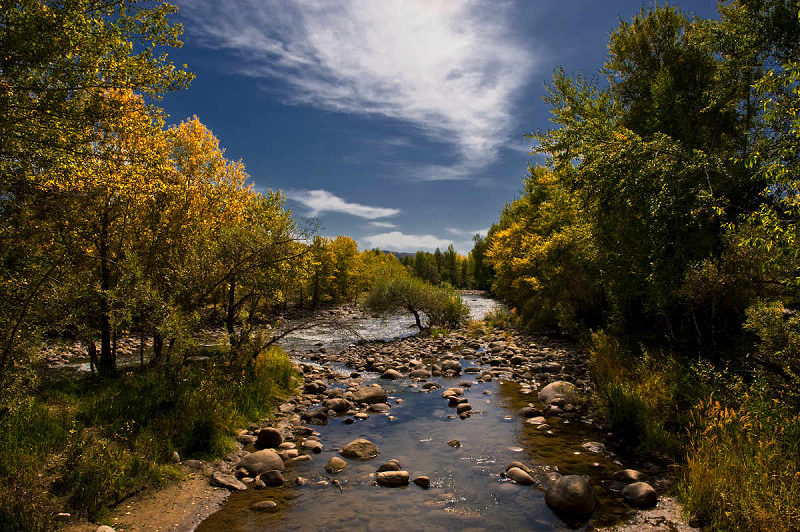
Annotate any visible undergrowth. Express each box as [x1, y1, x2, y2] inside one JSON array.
[[0, 345, 296, 530]]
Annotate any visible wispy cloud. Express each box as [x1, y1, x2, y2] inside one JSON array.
[[286, 189, 399, 219], [362, 231, 453, 253], [447, 226, 490, 237], [179, 0, 536, 180], [367, 221, 398, 229]]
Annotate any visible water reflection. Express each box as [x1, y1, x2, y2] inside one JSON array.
[[197, 356, 631, 531]]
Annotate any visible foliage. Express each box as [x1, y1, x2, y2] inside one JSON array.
[[680, 388, 800, 531], [1, 0, 192, 386], [0, 346, 295, 523], [399, 244, 483, 289], [477, 1, 800, 526], [486, 165, 602, 334], [588, 331, 683, 457], [362, 273, 470, 331]]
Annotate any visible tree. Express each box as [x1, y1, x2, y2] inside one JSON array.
[[362, 274, 469, 331], [1, 0, 191, 389]]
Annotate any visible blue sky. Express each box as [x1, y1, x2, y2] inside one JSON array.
[[162, 0, 719, 253]]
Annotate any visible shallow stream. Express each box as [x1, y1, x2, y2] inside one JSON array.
[[196, 295, 635, 531]]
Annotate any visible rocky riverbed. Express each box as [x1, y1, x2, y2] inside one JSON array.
[[188, 324, 689, 531]]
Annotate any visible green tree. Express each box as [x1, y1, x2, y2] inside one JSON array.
[[362, 274, 469, 331]]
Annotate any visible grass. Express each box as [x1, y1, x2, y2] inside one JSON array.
[[679, 387, 800, 530], [0, 345, 296, 530], [588, 329, 800, 529], [588, 330, 685, 458]]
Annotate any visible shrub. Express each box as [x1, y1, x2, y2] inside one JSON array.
[[680, 387, 800, 530], [362, 275, 470, 331], [0, 345, 296, 523], [589, 331, 683, 457]]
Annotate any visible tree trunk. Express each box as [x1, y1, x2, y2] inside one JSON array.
[[311, 271, 320, 309], [88, 341, 99, 374], [151, 333, 164, 366], [227, 278, 236, 350], [98, 213, 115, 377], [409, 306, 424, 331]]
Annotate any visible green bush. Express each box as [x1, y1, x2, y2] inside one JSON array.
[[0, 345, 296, 524], [362, 275, 470, 331], [589, 331, 683, 457]]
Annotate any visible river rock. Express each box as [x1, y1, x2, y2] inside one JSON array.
[[377, 470, 410, 487], [441, 360, 462, 373], [413, 476, 431, 488], [538, 381, 577, 404], [259, 469, 285, 487], [340, 438, 379, 460], [237, 449, 284, 476], [97, 527, 115, 532], [256, 427, 283, 449], [544, 475, 597, 516], [211, 471, 247, 491], [377, 461, 401, 472], [506, 467, 535, 485], [456, 403, 472, 414], [304, 380, 327, 394], [368, 402, 391, 413], [381, 369, 403, 380], [324, 397, 351, 414], [441, 387, 464, 399], [302, 439, 323, 453], [250, 500, 279, 513], [447, 439, 461, 448], [612, 469, 642, 483], [622, 481, 658, 508], [409, 369, 431, 378], [519, 406, 543, 418], [325, 456, 348, 473], [238, 433, 258, 445], [351, 385, 388, 404]]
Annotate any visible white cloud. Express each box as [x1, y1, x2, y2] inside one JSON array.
[[507, 138, 536, 154], [362, 231, 454, 252], [286, 189, 399, 219], [447, 226, 490, 237], [368, 221, 397, 229], [179, 0, 536, 179]]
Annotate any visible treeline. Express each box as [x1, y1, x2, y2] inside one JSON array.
[[397, 242, 492, 290], [472, 1, 799, 529]]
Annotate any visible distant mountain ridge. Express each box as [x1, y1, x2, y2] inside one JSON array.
[[379, 249, 416, 259]]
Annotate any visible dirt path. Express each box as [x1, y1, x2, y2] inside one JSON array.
[[65, 473, 228, 532]]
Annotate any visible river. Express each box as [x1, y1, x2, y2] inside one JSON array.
[[195, 294, 640, 531]]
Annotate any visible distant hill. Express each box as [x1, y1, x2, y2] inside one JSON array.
[[379, 250, 416, 259]]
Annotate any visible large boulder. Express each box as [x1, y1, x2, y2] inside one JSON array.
[[538, 381, 577, 404], [237, 449, 284, 476], [339, 438, 379, 460], [622, 482, 658, 508], [545, 475, 597, 517], [351, 385, 387, 405]]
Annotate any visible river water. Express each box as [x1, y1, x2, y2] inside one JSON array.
[[196, 295, 636, 531]]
